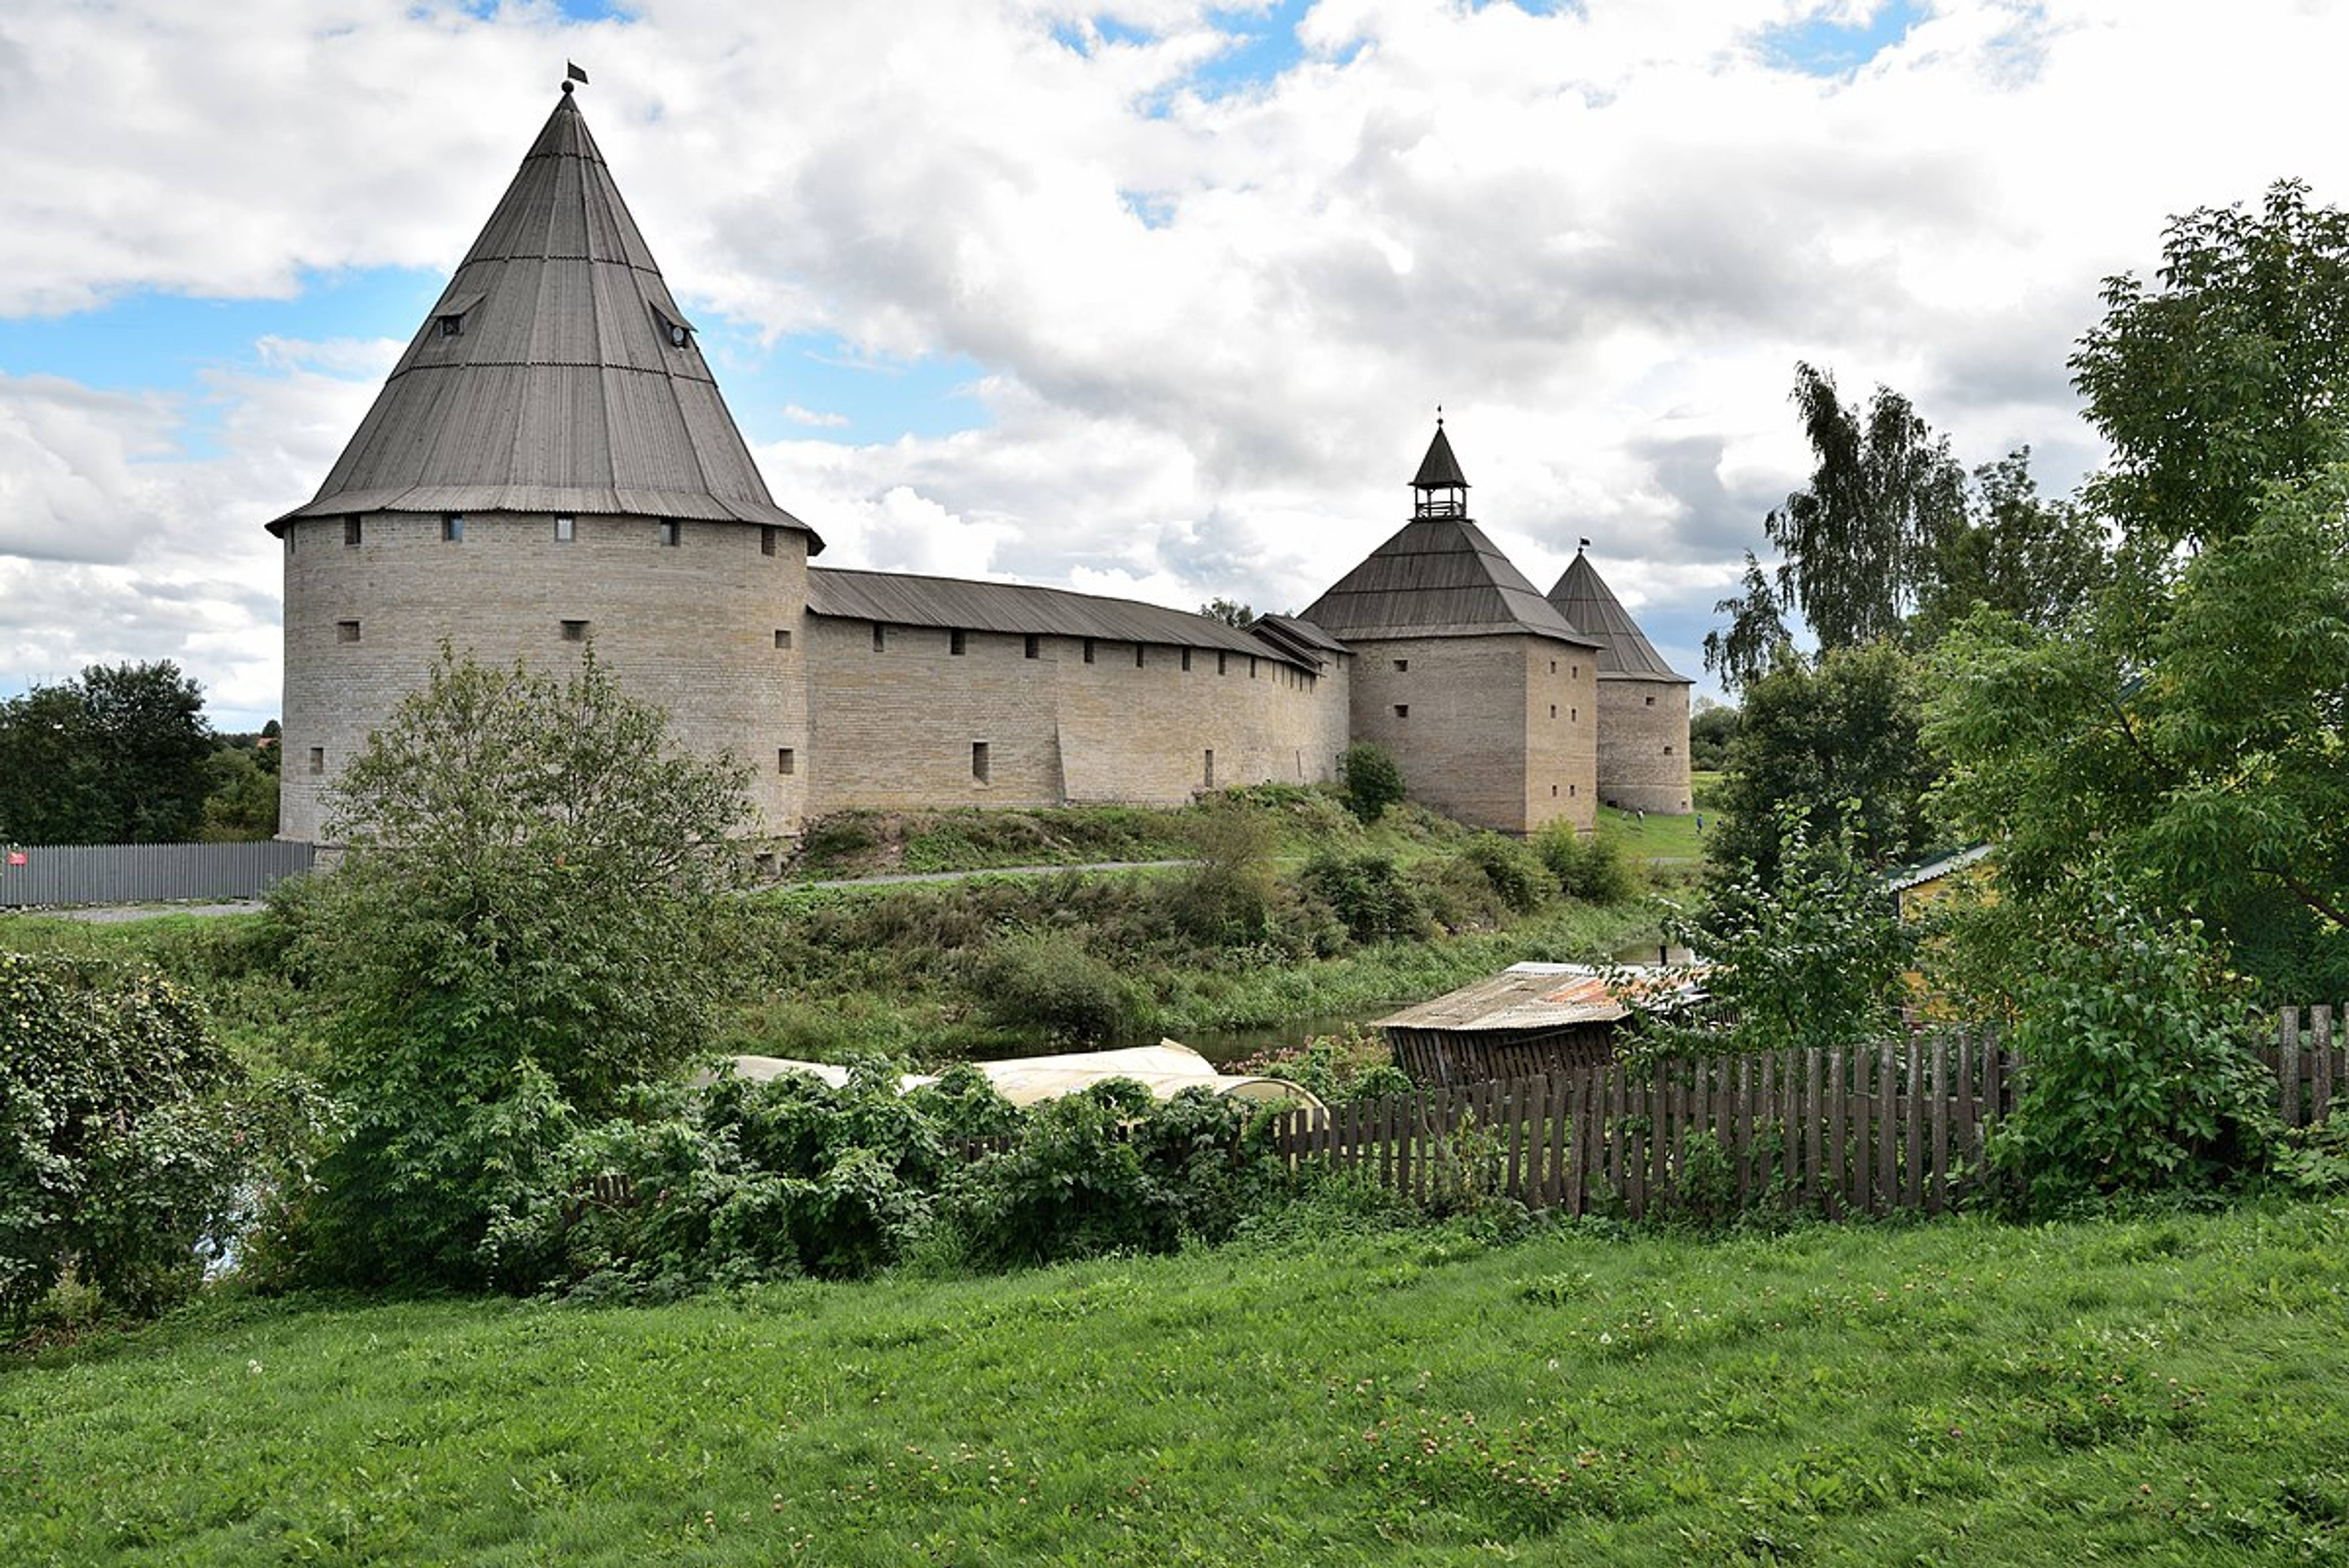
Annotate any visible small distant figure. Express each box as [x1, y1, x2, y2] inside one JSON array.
[[1695, 813, 1705, 835], [1635, 808, 1646, 826]]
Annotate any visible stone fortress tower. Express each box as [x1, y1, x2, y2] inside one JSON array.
[[270, 82, 1691, 843], [1301, 422, 1602, 835], [1546, 548, 1694, 814], [268, 80, 820, 842]]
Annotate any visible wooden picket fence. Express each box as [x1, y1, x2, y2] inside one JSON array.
[[1265, 1005, 2342, 1221]]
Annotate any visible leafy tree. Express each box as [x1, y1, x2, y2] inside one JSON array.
[[1662, 801, 1912, 1059], [199, 744, 280, 842], [1765, 362, 1969, 652], [1932, 182, 2349, 997], [1336, 741, 1405, 824], [1686, 698, 1737, 771], [0, 661, 213, 843], [285, 645, 756, 1286], [1701, 550, 1793, 695], [1197, 596, 1256, 628], [2071, 179, 2349, 559], [1911, 448, 2111, 641], [1707, 640, 1944, 892]]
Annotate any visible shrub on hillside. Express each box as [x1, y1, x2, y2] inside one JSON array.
[[972, 932, 1140, 1044], [0, 954, 248, 1328], [1458, 832, 1555, 914], [1167, 797, 1281, 946], [1338, 742, 1406, 824], [1300, 850, 1431, 945], [1536, 822, 1642, 903]]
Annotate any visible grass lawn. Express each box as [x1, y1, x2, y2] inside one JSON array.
[[10, 1197, 2347, 1566]]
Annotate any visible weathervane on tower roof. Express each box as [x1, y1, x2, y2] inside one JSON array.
[[563, 61, 589, 94]]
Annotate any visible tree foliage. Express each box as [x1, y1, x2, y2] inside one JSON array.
[[0, 661, 213, 844], [285, 645, 756, 1286], [1701, 551, 1792, 695], [1663, 802, 1912, 1060], [1911, 449, 2112, 642], [1707, 640, 1944, 891], [1932, 182, 2349, 997], [0, 954, 246, 1328], [1197, 597, 1256, 628], [1765, 362, 1969, 652], [1337, 741, 1405, 824]]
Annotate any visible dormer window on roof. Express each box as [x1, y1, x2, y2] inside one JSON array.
[[434, 290, 486, 339], [650, 302, 695, 350]]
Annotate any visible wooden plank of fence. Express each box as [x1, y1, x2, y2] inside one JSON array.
[[1780, 1050, 1800, 1202], [1905, 1039, 1925, 1209], [2314, 1005, 2335, 1128], [1802, 1047, 1823, 1210], [1877, 1038, 1898, 1216], [1556, 1071, 1579, 1215], [1826, 1046, 1847, 1218], [1733, 1052, 1754, 1198], [2281, 1009, 2303, 1128], [1626, 1069, 1647, 1220], [1929, 1033, 1950, 1215], [1955, 1031, 1977, 1179]]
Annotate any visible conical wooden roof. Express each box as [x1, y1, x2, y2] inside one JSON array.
[[1411, 423, 1469, 491], [269, 87, 818, 545], [1302, 514, 1597, 646], [1546, 551, 1686, 681]]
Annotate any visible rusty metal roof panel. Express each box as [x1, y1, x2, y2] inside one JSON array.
[[269, 89, 820, 549], [1377, 963, 1706, 1033], [1546, 552, 1688, 682]]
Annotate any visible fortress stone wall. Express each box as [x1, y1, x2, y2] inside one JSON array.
[[1595, 677, 1693, 815]]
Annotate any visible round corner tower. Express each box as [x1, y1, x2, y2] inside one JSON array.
[[269, 83, 821, 842], [1546, 549, 1693, 815]]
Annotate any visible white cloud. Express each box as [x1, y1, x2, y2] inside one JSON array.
[[9, 0, 2349, 723]]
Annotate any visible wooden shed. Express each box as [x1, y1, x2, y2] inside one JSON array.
[[1377, 962, 1706, 1087]]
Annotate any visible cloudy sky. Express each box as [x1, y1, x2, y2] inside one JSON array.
[[5, 0, 2346, 731]]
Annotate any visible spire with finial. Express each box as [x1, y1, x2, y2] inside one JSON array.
[[1411, 409, 1469, 519], [563, 61, 589, 95]]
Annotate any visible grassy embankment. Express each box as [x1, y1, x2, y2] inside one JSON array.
[[9, 1197, 2345, 1566], [0, 789, 1670, 1066]]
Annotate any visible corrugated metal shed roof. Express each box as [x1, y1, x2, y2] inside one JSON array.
[[1546, 551, 1689, 682], [1376, 962, 1707, 1032], [807, 567, 1317, 666], [269, 88, 818, 547], [1298, 516, 1600, 647]]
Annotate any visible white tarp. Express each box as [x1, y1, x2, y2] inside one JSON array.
[[725, 1040, 1322, 1110]]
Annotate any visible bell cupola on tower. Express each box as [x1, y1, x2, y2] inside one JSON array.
[[1411, 414, 1471, 519]]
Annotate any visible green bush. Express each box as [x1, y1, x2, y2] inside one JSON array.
[[1300, 849, 1431, 945], [1989, 882, 2278, 1214], [1458, 832, 1555, 914], [1536, 822, 1641, 903], [1338, 741, 1406, 824], [0, 953, 248, 1328], [972, 932, 1139, 1044], [1166, 797, 1281, 946]]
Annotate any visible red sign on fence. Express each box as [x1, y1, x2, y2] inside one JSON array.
[[4, 851, 24, 866]]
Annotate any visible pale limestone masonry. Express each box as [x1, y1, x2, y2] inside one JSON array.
[[271, 87, 1689, 845], [1345, 636, 1597, 835], [279, 508, 809, 842], [1595, 678, 1693, 815]]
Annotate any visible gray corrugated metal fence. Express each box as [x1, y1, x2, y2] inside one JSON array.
[[0, 841, 315, 908]]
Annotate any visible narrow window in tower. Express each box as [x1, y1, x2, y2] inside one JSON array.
[[1217, 651, 1228, 675], [442, 514, 464, 542], [774, 629, 792, 650], [872, 623, 886, 652], [1549, 660, 1557, 674], [1023, 634, 1040, 660], [971, 741, 991, 782], [437, 313, 463, 338], [1552, 784, 1559, 798], [1571, 707, 1578, 723], [1645, 694, 1656, 706], [1082, 639, 1096, 664], [761, 525, 777, 556], [1249, 657, 1258, 678], [555, 516, 574, 542], [950, 629, 967, 656], [1180, 648, 1192, 672], [1204, 749, 1215, 788], [337, 620, 361, 643], [308, 747, 325, 775], [344, 515, 362, 548], [1394, 704, 1409, 718], [561, 619, 588, 642], [657, 520, 681, 547], [1134, 645, 1146, 669], [777, 748, 796, 775], [1664, 743, 1674, 754], [1549, 704, 1557, 719], [1394, 658, 1408, 672]]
